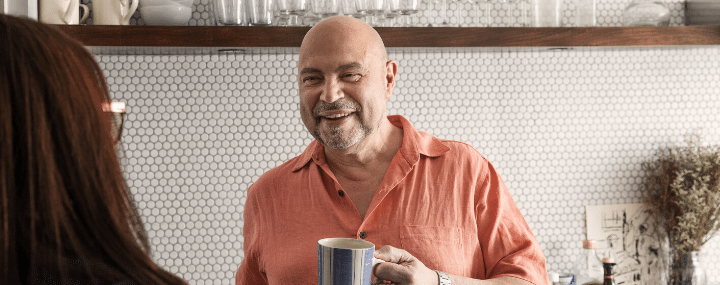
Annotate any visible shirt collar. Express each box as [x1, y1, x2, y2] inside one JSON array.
[[292, 115, 451, 172]]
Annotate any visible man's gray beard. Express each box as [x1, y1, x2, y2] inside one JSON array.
[[310, 98, 369, 149], [315, 123, 370, 149]]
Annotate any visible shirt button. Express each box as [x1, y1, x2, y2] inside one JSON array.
[[359, 232, 367, 239], [338, 190, 345, 197]]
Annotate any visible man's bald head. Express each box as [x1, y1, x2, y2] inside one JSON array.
[[299, 16, 388, 65]]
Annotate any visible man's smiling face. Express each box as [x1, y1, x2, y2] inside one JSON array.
[[297, 17, 391, 149]]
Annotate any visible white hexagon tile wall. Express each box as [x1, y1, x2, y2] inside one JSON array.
[[86, 0, 720, 285], [98, 46, 720, 285]]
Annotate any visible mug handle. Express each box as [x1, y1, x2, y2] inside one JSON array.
[[79, 4, 89, 24], [122, 0, 140, 25]]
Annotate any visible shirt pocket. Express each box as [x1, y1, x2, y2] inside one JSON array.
[[399, 225, 470, 276]]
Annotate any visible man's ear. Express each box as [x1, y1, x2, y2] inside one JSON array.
[[385, 60, 398, 99]]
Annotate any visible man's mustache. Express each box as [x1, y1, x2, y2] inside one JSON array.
[[313, 99, 361, 117]]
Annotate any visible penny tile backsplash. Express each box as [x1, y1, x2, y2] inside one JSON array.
[[97, 46, 720, 285], [84, 0, 720, 284]]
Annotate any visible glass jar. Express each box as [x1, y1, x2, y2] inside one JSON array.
[[572, 240, 604, 285], [671, 251, 707, 285]]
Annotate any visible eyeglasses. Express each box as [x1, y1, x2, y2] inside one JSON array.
[[102, 102, 126, 145]]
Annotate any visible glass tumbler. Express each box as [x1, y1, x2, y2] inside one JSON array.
[[341, 0, 366, 19], [212, 0, 248, 25], [310, 0, 340, 18], [388, 0, 420, 26], [530, 0, 561, 26], [249, 0, 275, 25], [277, 0, 309, 26], [356, 0, 385, 26]]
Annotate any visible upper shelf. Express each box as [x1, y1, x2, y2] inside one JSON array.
[[55, 25, 720, 48]]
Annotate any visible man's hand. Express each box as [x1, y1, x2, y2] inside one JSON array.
[[372, 245, 439, 285], [372, 246, 540, 285]]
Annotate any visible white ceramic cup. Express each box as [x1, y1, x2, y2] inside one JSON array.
[[39, 0, 89, 25], [92, 0, 139, 25]]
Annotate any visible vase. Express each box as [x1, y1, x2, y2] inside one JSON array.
[[670, 251, 707, 285]]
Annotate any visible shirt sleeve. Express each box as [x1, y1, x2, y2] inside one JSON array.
[[475, 160, 549, 285], [235, 185, 269, 285]]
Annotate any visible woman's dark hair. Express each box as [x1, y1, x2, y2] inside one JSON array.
[[0, 14, 186, 285]]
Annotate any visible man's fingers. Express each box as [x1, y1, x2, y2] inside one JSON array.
[[373, 244, 396, 262], [373, 260, 414, 284], [374, 245, 412, 264], [373, 245, 420, 284]]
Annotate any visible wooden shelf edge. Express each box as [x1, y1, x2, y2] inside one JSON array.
[[55, 25, 720, 48]]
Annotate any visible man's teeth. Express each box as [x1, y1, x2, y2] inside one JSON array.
[[325, 113, 351, 119]]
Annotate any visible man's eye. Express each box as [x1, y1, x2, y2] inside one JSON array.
[[343, 74, 361, 81], [302, 76, 319, 84]]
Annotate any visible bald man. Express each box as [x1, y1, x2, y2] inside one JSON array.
[[235, 16, 549, 285]]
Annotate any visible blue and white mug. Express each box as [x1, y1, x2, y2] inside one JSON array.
[[318, 238, 384, 285]]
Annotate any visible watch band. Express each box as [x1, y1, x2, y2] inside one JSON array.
[[434, 270, 451, 285]]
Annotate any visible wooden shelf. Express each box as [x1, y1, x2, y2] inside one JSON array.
[[55, 25, 720, 48]]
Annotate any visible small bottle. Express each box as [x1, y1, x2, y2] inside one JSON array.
[[602, 257, 616, 285], [575, 0, 596, 26], [572, 240, 604, 285]]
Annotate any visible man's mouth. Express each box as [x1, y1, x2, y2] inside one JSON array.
[[312, 99, 360, 122], [323, 112, 352, 120], [316, 108, 356, 121]]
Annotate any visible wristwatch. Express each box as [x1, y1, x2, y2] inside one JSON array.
[[434, 270, 451, 285]]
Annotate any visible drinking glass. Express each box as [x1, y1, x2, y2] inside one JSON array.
[[480, 0, 491, 26], [451, 0, 460, 26], [466, 0, 482, 26], [510, 0, 529, 26], [356, 0, 385, 26], [377, 0, 399, 26], [248, 0, 275, 25], [310, 0, 341, 19], [302, 10, 322, 25], [482, 0, 506, 26], [273, 2, 290, 26], [432, 0, 451, 26], [495, 0, 508, 26], [382, 6, 402, 26], [342, 0, 367, 20], [212, 0, 247, 25], [277, 0, 308, 26], [530, 0, 561, 26], [388, 0, 420, 26]]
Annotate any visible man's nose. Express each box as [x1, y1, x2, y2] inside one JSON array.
[[319, 79, 343, 103]]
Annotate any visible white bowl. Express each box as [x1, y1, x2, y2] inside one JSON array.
[[170, 0, 194, 8], [141, 6, 192, 26], [139, 0, 185, 8]]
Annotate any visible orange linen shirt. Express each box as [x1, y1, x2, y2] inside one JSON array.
[[235, 115, 548, 285]]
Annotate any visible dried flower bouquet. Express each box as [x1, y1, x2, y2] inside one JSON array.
[[640, 133, 720, 255]]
